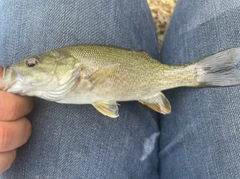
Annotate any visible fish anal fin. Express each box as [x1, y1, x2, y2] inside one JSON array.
[[139, 92, 171, 114], [89, 64, 120, 89], [92, 101, 119, 118]]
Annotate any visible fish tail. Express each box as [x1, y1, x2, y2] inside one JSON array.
[[194, 48, 240, 87]]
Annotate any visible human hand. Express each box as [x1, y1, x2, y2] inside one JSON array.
[[0, 66, 33, 173]]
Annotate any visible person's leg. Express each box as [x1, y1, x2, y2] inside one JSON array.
[[0, 0, 160, 178], [160, 0, 240, 178]]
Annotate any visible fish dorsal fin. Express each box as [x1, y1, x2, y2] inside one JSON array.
[[89, 64, 120, 89], [127, 49, 150, 56], [138, 50, 150, 56], [138, 92, 171, 114], [92, 101, 119, 118]]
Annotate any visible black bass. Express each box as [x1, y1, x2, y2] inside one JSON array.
[[1, 45, 240, 118]]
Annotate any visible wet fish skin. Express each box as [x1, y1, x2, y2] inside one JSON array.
[[1, 45, 240, 118]]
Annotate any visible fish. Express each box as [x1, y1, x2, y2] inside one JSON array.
[[1, 45, 240, 118]]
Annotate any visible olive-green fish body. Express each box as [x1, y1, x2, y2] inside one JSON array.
[[2, 45, 240, 118]]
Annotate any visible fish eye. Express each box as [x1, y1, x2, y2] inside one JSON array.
[[26, 57, 39, 67]]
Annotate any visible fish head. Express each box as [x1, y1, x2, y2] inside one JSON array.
[[2, 51, 81, 101]]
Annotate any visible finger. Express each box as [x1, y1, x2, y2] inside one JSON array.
[[0, 117, 32, 152], [0, 150, 16, 174], [0, 91, 33, 121]]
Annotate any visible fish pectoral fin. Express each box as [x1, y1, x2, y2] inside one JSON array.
[[89, 64, 120, 89], [92, 101, 119, 118], [139, 92, 171, 114]]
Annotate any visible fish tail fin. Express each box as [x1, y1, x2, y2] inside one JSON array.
[[194, 48, 240, 87]]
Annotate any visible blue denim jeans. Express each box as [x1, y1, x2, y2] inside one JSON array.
[[0, 0, 160, 179], [160, 1, 240, 179], [0, 0, 240, 179]]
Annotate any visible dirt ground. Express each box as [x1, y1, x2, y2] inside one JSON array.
[[147, 0, 177, 43]]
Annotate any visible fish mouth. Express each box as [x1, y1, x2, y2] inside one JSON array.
[[2, 66, 25, 92], [0, 66, 5, 89], [3, 66, 11, 77], [2, 66, 13, 90]]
